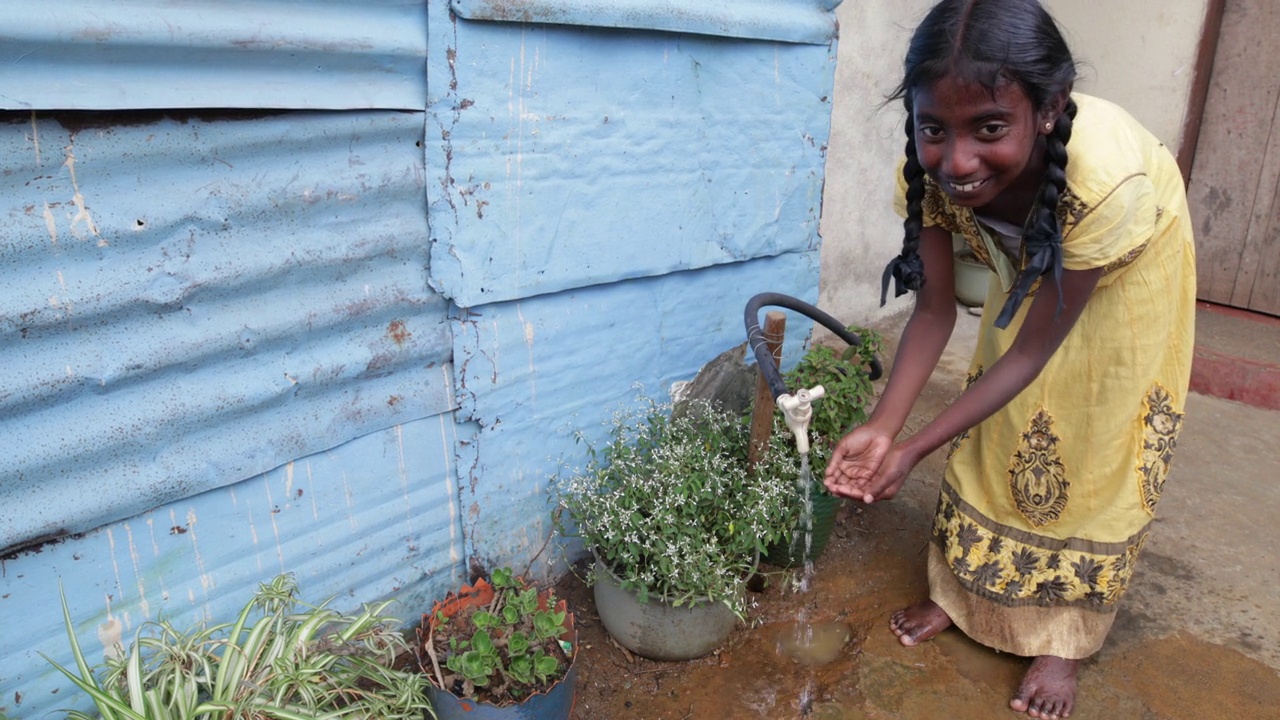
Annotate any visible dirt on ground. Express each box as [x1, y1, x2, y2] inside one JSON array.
[[555, 497, 1280, 719], [552, 362, 1280, 719]]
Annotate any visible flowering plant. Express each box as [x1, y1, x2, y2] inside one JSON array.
[[752, 415, 822, 530], [553, 395, 796, 613]]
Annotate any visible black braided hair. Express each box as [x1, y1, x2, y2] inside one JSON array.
[[882, 0, 1079, 327], [882, 96, 928, 305], [996, 97, 1078, 327]]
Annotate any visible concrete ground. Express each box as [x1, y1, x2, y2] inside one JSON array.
[[559, 303, 1280, 719]]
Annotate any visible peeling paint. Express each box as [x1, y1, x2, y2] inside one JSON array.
[[29, 110, 40, 165], [96, 616, 123, 662], [123, 523, 149, 620], [106, 527, 124, 612], [61, 144, 105, 246], [41, 201, 56, 245], [262, 474, 285, 575], [185, 509, 213, 603]]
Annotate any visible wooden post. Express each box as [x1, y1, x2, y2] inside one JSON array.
[[747, 311, 786, 471]]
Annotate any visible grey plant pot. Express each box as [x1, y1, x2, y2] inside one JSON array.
[[592, 557, 739, 661], [953, 252, 992, 307]]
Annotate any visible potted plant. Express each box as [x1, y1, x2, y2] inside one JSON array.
[[761, 327, 881, 568], [417, 567, 576, 720], [553, 394, 795, 661], [954, 247, 991, 307], [45, 574, 431, 720]]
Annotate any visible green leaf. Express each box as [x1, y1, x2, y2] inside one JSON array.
[[491, 567, 515, 589], [534, 654, 560, 678], [471, 629, 495, 655], [446, 649, 496, 686], [507, 655, 534, 685], [532, 610, 566, 641], [508, 631, 530, 655]]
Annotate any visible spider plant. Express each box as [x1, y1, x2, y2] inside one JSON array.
[[44, 575, 433, 720]]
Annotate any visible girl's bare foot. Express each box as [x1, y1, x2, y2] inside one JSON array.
[[1010, 655, 1079, 719], [888, 599, 953, 646]]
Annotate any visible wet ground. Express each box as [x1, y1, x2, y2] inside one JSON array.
[[554, 309, 1280, 719]]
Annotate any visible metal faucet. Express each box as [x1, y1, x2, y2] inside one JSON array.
[[744, 292, 882, 458], [776, 386, 826, 456]]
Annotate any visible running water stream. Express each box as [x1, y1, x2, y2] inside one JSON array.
[[797, 455, 816, 593], [776, 454, 853, 714]]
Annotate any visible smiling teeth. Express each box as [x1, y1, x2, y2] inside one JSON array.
[[951, 179, 986, 193]]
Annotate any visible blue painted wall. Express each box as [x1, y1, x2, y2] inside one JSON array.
[[0, 1, 844, 716]]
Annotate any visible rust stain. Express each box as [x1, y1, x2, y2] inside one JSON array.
[[169, 525, 188, 535], [0, 529, 77, 562], [387, 394, 403, 407], [365, 352, 394, 376], [388, 319, 412, 346]]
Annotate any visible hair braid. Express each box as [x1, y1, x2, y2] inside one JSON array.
[[880, 98, 929, 306], [994, 97, 1078, 328]]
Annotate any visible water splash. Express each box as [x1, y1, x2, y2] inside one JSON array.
[[773, 452, 853, 715]]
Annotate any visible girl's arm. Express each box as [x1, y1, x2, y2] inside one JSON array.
[[898, 262, 1103, 462], [827, 227, 1104, 504], [824, 227, 957, 494], [839, 258, 1104, 503], [864, 226, 960, 437]]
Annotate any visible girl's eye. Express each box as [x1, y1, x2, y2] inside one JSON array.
[[918, 125, 944, 139], [978, 123, 1008, 137]]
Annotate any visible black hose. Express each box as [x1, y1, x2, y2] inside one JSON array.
[[744, 292, 884, 401]]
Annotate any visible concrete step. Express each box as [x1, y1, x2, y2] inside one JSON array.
[[1191, 302, 1280, 410]]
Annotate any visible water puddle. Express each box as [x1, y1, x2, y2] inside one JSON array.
[[776, 620, 853, 666]]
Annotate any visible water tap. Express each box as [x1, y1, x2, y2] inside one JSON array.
[[776, 385, 825, 456]]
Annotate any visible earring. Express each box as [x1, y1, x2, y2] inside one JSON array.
[[1044, 121, 1053, 131]]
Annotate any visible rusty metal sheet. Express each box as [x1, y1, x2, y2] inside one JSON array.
[[451, 0, 842, 44], [0, 418, 469, 720], [0, 109, 451, 554], [0, 0, 427, 110], [451, 252, 823, 573], [426, 6, 839, 307]]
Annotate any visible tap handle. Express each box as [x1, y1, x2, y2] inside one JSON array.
[[799, 385, 825, 403], [777, 385, 825, 456]]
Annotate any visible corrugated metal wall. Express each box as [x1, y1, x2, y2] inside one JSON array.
[[0, 1, 844, 716], [425, 3, 843, 570]]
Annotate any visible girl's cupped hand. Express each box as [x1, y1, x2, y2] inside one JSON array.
[[823, 426, 920, 504]]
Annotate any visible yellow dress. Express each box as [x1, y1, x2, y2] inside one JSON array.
[[894, 93, 1197, 659]]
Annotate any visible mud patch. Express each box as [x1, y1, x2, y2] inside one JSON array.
[[552, 344, 1280, 719], [554, 479, 1280, 719]]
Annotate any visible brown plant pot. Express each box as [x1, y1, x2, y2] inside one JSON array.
[[417, 578, 577, 720]]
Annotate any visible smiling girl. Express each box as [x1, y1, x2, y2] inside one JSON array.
[[823, 1, 1197, 718]]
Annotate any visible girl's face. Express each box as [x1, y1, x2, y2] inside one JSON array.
[[912, 74, 1056, 218]]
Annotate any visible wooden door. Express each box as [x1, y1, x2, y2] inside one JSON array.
[[1187, 0, 1280, 316]]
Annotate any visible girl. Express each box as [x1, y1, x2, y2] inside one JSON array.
[[823, 1, 1196, 718]]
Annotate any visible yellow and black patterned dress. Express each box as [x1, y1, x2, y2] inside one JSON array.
[[895, 93, 1196, 659]]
